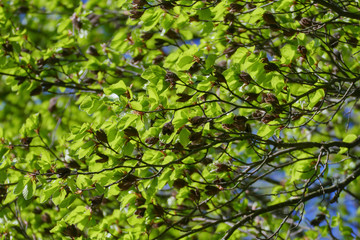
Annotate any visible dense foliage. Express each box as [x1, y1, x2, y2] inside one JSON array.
[[1, 0, 360, 239]]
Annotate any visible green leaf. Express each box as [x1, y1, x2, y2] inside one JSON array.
[[120, 193, 136, 210], [343, 133, 357, 143], [141, 65, 166, 83], [177, 55, 194, 70], [280, 44, 297, 64], [257, 124, 275, 138], [339, 134, 358, 154], [40, 181, 61, 203], [64, 205, 91, 224], [59, 194, 77, 208], [104, 80, 127, 97], [277, 0, 293, 10], [205, 54, 217, 69], [13, 177, 26, 195], [22, 179, 36, 200], [198, 9, 211, 20], [179, 128, 191, 146], [52, 188, 67, 206], [67, 178, 78, 193]]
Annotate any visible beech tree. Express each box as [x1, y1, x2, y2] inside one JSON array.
[[1, 0, 360, 239]]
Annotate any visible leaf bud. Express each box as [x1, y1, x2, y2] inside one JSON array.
[[229, 3, 244, 13], [297, 45, 307, 56], [205, 185, 220, 196], [299, 17, 312, 28], [86, 45, 99, 56], [129, 10, 144, 20], [239, 72, 253, 85], [264, 63, 279, 72], [124, 126, 139, 137], [56, 167, 71, 179], [173, 179, 188, 189], [189, 116, 207, 126], [145, 137, 159, 145], [71, 13, 82, 30], [262, 12, 277, 25], [162, 122, 174, 135]]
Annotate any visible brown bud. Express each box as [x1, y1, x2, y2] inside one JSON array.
[[189, 188, 201, 202], [189, 131, 202, 142], [239, 72, 253, 85], [71, 13, 82, 30], [223, 45, 239, 58], [229, 3, 244, 13], [201, 157, 212, 165], [41, 213, 52, 223], [189, 116, 207, 126], [205, 186, 220, 196], [21, 137, 33, 145], [135, 196, 146, 206], [65, 160, 81, 169], [264, 63, 279, 72], [160, 1, 174, 10], [299, 17, 312, 28], [222, 123, 233, 131], [347, 37, 358, 48], [297, 45, 307, 56], [141, 32, 154, 41], [165, 71, 180, 86], [261, 114, 277, 123], [245, 93, 259, 102], [95, 152, 109, 163], [95, 129, 108, 143], [263, 12, 277, 25], [162, 122, 174, 135], [63, 224, 82, 238], [129, 10, 144, 20], [172, 142, 184, 153], [310, 213, 326, 226], [56, 168, 71, 179], [86, 45, 99, 56], [145, 137, 159, 145], [87, 13, 100, 27], [214, 71, 226, 83], [224, 13, 235, 23], [215, 163, 231, 172], [269, 24, 281, 31], [90, 195, 103, 207], [118, 174, 138, 191], [165, 29, 180, 39], [2, 42, 13, 52], [262, 93, 279, 105], [153, 204, 164, 217], [30, 86, 43, 96], [132, 0, 148, 8], [283, 28, 296, 37], [48, 98, 57, 113], [124, 126, 139, 137], [153, 55, 164, 65], [33, 207, 42, 214], [252, 110, 264, 120], [176, 93, 192, 102], [135, 208, 146, 218], [173, 179, 188, 189]]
